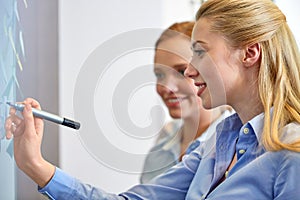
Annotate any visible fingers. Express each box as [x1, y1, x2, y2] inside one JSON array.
[[5, 97, 39, 138], [22, 100, 44, 136], [5, 117, 13, 139], [9, 105, 16, 115], [24, 98, 42, 110], [5, 98, 44, 139], [5, 114, 23, 139]]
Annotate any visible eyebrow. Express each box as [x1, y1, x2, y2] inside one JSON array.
[[173, 63, 188, 69], [192, 40, 207, 49], [154, 63, 188, 70]]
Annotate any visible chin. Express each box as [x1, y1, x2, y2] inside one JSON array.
[[201, 100, 212, 110], [169, 111, 182, 119], [202, 95, 223, 110]]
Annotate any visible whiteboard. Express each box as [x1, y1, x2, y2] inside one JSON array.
[[0, 0, 26, 199]]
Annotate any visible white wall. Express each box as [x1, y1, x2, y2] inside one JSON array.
[[58, 0, 195, 193], [275, 0, 300, 46]]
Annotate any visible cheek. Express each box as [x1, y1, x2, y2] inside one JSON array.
[[156, 84, 164, 97], [196, 58, 227, 100], [195, 55, 222, 83], [205, 64, 226, 91], [195, 59, 217, 81], [177, 78, 197, 94], [207, 67, 223, 86], [186, 81, 198, 95]]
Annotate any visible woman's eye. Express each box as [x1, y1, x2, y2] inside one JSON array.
[[154, 72, 164, 80], [178, 69, 185, 76], [191, 43, 206, 58], [194, 49, 205, 57], [173, 69, 186, 79]]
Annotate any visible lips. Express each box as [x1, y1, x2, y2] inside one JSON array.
[[195, 82, 207, 97], [164, 97, 184, 107]]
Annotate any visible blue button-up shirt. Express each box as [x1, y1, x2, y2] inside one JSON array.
[[140, 110, 233, 184], [39, 113, 300, 199]]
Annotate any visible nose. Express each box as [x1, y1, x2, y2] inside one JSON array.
[[184, 62, 199, 79], [165, 76, 179, 92], [157, 76, 179, 93]]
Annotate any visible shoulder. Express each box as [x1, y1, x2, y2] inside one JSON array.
[[263, 150, 300, 198], [155, 120, 182, 143]]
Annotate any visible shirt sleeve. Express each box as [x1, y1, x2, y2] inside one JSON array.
[[121, 149, 201, 199], [38, 149, 201, 200], [38, 168, 126, 200], [38, 143, 202, 200]]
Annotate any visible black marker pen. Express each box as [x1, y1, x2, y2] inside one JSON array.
[[7, 102, 80, 130]]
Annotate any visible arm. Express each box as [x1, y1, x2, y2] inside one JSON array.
[[6, 98, 200, 199], [38, 167, 126, 200], [6, 98, 127, 199], [37, 146, 200, 199], [5, 98, 55, 188], [123, 150, 201, 199], [37, 152, 199, 200]]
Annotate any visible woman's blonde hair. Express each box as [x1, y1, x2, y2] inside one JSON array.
[[196, 0, 300, 151]]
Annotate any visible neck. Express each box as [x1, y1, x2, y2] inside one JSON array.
[[231, 65, 263, 124], [233, 97, 263, 124], [181, 108, 222, 145]]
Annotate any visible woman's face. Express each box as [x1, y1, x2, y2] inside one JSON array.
[[154, 35, 201, 119], [185, 18, 244, 109]]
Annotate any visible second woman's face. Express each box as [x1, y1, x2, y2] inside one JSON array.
[[154, 36, 200, 119]]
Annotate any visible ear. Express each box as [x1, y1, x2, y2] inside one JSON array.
[[242, 43, 261, 67]]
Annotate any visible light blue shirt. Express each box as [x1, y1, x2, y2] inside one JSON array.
[[140, 110, 233, 183], [39, 113, 300, 199]]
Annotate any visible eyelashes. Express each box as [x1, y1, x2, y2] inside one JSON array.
[[178, 69, 185, 76], [193, 49, 205, 57], [154, 72, 164, 80], [154, 68, 187, 81], [191, 42, 206, 58]]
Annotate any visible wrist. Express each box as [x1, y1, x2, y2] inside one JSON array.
[[24, 158, 56, 188]]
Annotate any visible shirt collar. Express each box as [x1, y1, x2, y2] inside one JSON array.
[[216, 113, 243, 134], [215, 111, 264, 143], [247, 112, 265, 141], [247, 107, 275, 142], [198, 109, 235, 142]]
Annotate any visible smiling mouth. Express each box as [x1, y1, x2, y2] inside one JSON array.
[[167, 98, 181, 103], [165, 97, 185, 107], [195, 82, 207, 97]]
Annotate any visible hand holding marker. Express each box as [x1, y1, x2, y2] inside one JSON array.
[[7, 102, 80, 130]]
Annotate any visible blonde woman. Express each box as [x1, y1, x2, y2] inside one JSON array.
[[141, 21, 233, 183], [6, 0, 300, 199]]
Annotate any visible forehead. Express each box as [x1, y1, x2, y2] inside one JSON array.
[[155, 35, 192, 62], [154, 49, 189, 70], [192, 18, 211, 43], [192, 18, 229, 50]]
